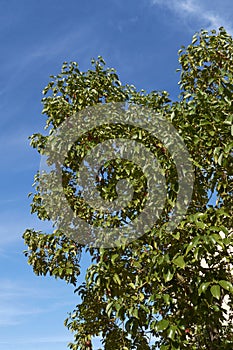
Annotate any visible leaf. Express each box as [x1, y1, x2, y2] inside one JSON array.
[[113, 273, 121, 285], [167, 325, 177, 340], [125, 319, 132, 332], [139, 292, 145, 301], [192, 35, 198, 44], [128, 282, 136, 290], [171, 111, 175, 120], [185, 237, 200, 255], [163, 294, 170, 305], [210, 285, 221, 300], [217, 153, 224, 166], [132, 308, 139, 319], [156, 319, 170, 331], [106, 301, 114, 317], [172, 231, 180, 240], [111, 254, 119, 264], [173, 255, 186, 269], [198, 282, 211, 295], [163, 269, 174, 282], [196, 221, 206, 229], [219, 280, 233, 293]]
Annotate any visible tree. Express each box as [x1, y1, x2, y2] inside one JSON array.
[[23, 27, 233, 349]]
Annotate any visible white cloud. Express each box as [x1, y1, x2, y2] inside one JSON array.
[[152, 0, 198, 14], [151, 0, 233, 34], [0, 279, 78, 326], [0, 23, 96, 103], [0, 304, 47, 326], [0, 282, 47, 326], [0, 207, 54, 248], [0, 336, 70, 345]]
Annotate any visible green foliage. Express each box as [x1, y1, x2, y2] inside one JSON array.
[[23, 29, 233, 349], [23, 229, 81, 285]]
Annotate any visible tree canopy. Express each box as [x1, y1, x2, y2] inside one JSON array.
[[23, 27, 233, 349]]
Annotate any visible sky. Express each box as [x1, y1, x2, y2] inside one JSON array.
[[0, 0, 232, 349]]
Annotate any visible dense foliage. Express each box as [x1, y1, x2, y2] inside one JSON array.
[[23, 28, 233, 349]]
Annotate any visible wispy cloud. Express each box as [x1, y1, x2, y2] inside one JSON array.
[[151, 0, 233, 34], [0, 279, 78, 326], [153, 0, 198, 15], [0, 304, 47, 326], [0, 282, 48, 326], [0, 212, 54, 248], [0, 22, 97, 105], [0, 336, 71, 345]]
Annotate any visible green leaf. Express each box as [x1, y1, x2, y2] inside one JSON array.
[[198, 282, 211, 295], [128, 282, 136, 290], [113, 273, 121, 285], [167, 325, 177, 340], [106, 301, 114, 317], [173, 255, 186, 269], [196, 221, 206, 229], [185, 237, 200, 255], [219, 280, 233, 293], [139, 292, 145, 301], [163, 269, 174, 282], [217, 153, 224, 166], [132, 308, 139, 319], [111, 254, 119, 264], [163, 294, 170, 305], [156, 319, 170, 331], [210, 285, 221, 300]]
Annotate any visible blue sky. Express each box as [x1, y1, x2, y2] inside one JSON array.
[[0, 0, 232, 349]]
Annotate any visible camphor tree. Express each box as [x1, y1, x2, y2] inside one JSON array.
[[23, 27, 233, 349]]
